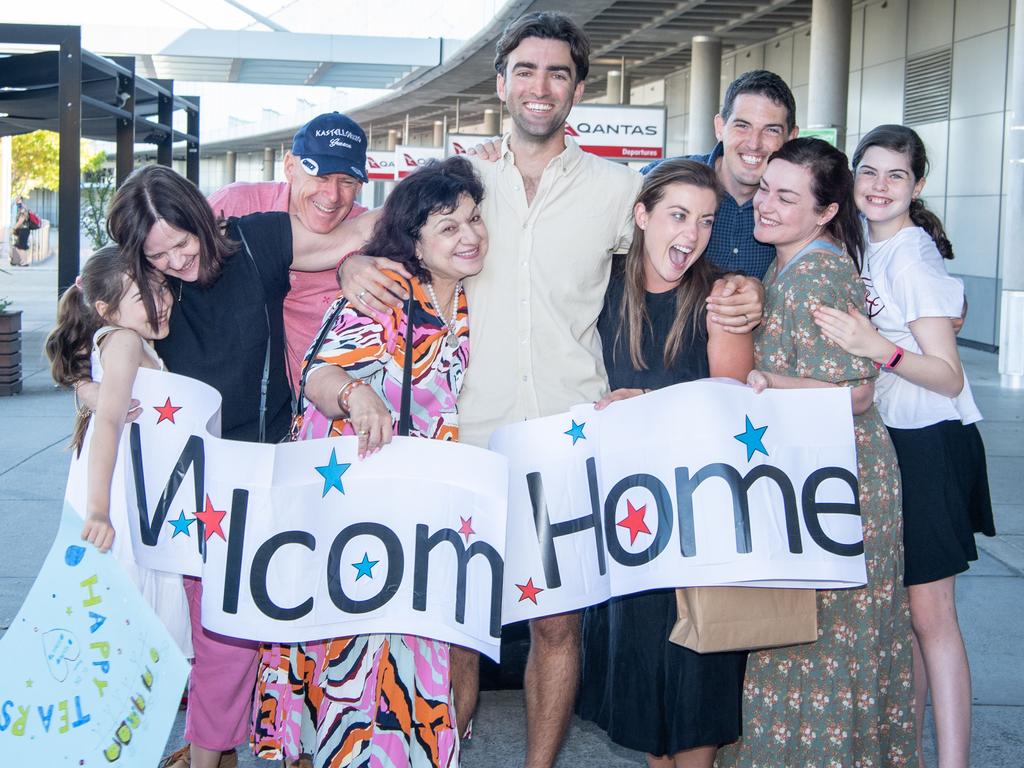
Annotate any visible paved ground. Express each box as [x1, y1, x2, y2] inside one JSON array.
[[1, 259, 1022, 766]]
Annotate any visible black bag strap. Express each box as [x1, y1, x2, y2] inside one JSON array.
[[234, 224, 272, 444], [397, 282, 415, 437], [294, 297, 349, 418]]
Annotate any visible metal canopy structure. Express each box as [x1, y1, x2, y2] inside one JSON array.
[[0, 23, 200, 293], [194, 0, 814, 156], [346, 0, 813, 134], [76, 26, 445, 89]]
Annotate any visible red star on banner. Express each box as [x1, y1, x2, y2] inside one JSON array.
[[195, 495, 227, 541], [458, 516, 475, 544], [516, 577, 544, 605], [617, 500, 651, 545], [154, 397, 182, 424]]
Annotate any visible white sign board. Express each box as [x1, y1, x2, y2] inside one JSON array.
[[492, 380, 866, 624], [394, 145, 445, 178], [564, 104, 666, 161], [64, 373, 865, 659], [365, 150, 395, 181]]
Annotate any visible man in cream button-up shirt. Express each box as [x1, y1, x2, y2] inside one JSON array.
[[457, 132, 640, 449]]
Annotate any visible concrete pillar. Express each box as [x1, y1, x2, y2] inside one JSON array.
[[483, 108, 500, 136], [433, 120, 444, 147], [607, 70, 631, 104], [687, 36, 722, 154], [262, 147, 275, 181], [224, 150, 237, 184], [999, 0, 1024, 387], [386, 129, 398, 151], [807, 0, 852, 148]]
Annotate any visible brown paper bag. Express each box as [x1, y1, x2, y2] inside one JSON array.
[[669, 586, 818, 653]]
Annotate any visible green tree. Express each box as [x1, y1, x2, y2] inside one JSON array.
[[81, 152, 114, 251], [12, 131, 103, 197]]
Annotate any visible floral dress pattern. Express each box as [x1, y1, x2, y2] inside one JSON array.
[[715, 244, 917, 768], [252, 274, 467, 768]]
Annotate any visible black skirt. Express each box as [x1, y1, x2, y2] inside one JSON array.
[[577, 588, 746, 756], [887, 420, 995, 586]]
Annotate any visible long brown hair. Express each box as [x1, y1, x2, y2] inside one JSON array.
[[615, 159, 723, 371], [852, 124, 953, 259], [44, 245, 133, 454], [107, 164, 235, 328], [768, 138, 864, 271]]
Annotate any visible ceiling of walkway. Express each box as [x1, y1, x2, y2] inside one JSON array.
[[348, 0, 814, 134], [200, 0, 814, 154]]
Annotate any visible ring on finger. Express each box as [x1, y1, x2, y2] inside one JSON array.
[[358, 429, 369, 436], [742, 313, 749, 324], [358, 290, 367, 302]]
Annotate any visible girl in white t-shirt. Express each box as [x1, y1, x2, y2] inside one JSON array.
[[814, 124, 994, 768]]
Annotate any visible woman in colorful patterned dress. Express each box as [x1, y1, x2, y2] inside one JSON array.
[[715, 138, 917, 768], [251, 156, 487, 768]]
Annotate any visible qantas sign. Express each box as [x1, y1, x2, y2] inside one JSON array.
[[444, 106, 665, 163], [563, 104, 666, 160]]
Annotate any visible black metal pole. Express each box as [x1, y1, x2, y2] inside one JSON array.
[[155, 78, 173, 168], [113, 56, 136, 187], [57, 27, 81, 294], [185, 96, 200, 185]]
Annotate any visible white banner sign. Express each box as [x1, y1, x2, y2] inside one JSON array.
[[65, 373, 864, 657], [564, 104, 666, 161], [394, 145, 445, 178], [446, 134, 491, 157], [365, 150, 396, 181], [493, 380, 866, 624], [66, 370, 509, 660]]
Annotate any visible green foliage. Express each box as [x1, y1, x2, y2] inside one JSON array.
[[81, 152, 114, 251], [0, 297, 10, 314], [11, 131, 105, 197]]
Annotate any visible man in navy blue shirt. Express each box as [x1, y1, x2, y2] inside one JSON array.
[[643, 70, 799, 280]]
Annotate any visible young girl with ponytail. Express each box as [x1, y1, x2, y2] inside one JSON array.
[[45, 245, 191, 654], [814, 124, 994, 768]]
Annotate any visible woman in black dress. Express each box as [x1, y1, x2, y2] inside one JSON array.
[[577, 159, 754, 768]]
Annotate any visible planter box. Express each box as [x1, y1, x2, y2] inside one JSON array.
[[0, 310, 23, 396]]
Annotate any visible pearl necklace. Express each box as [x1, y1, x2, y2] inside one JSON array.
[[424, 280, 462, 350]]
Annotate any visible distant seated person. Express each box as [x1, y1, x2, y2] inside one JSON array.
[[11, 196, 40, 267], [208, 111, 370, 394]]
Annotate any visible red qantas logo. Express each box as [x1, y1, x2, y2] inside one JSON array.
[[367, 157, 381, 168], [452, 142, 466, 154], [403, 153, 418, 167], [564, 123, 579, 137]]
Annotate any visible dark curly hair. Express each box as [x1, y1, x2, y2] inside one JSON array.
[[362, 156, 485, 283], [494, 11, 590, 84]]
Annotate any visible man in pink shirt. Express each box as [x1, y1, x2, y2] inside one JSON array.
[[208, 112, 369, 395]]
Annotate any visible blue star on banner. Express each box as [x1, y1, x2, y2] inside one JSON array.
[[734, 416, 769, 461], [352, 553, 379, 581], [315, 448, 351, 497], [564, 420, 587, 445], [168, 511, 196, 537]]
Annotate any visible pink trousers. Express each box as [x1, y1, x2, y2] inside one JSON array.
[[183, 576, 260, 751]]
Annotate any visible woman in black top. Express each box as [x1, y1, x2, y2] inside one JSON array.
[[97, 165, 374, 768], [577, 159, 754, 768]]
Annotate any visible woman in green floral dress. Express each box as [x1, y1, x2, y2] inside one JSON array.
[[715, 138, 917, 768]]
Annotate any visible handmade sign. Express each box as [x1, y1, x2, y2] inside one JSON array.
[[66, 369, 510, 660], [0, 505, 189, 765], [492, 380, 867, 624]]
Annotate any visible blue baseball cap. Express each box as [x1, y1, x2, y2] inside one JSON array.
[[291, 112, 368, 183]]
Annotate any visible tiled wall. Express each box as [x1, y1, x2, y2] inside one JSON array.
[[643, 0, 1017, 347]]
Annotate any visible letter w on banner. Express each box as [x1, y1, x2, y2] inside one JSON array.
[[492, 380, 867, 624]]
